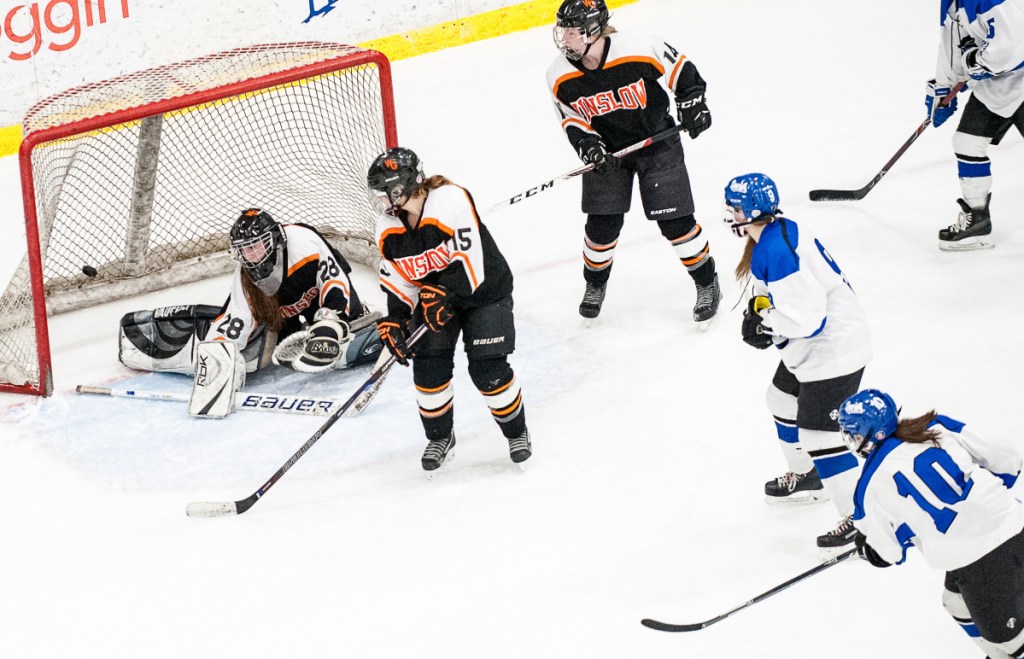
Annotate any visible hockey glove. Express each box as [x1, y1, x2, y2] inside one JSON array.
[[741, 295, 774, 350], [676, 86, 712, 139], [419, 284, 455, 333], [854, 531, 891, 568], [293, 308, 350, 373], [925, 80, 959, 128], [577, 135, 618, 174], [376, 316, 414, 366]]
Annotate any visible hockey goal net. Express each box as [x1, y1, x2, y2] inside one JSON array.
[[0, 42, 396, 396]]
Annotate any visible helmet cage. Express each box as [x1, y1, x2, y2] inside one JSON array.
[[553, 0, 609, 60], [367, 148, 425, 208], [229, 209, 285, 292]]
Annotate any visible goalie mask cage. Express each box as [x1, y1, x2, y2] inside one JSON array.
[[0, 42, 397, 397]]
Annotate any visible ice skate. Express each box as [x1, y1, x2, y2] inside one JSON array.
[[693, 272, 721, 330], [938, 197, 994, 252], [764, 468, 828, 505], [816, 515, 856, 552], [507, 428, 532, 467], [579, 281, 607, 324], [422, 433, 456, 472]]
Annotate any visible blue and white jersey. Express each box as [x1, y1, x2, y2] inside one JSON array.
[[853, 416, 1024, 571], [937, 0, 1024, 117], [750, 218, 872, 382]]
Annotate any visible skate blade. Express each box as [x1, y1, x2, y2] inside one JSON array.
[[938, 237, 994, 252], [696, 317, 715, 332], [425, 448, 456, 480], [763, 492, 830, 506]]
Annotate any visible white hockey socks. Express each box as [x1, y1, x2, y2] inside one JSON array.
[[766, 383, 814, 474], [799, 429, 859, 517], [190, 341, 246, 418]]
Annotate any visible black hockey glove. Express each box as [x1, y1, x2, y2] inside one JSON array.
[[376, 316, 414, 366], [855, 531, 892, 569], [419, 284, 455, 333], [676, 86, 712, 139], [577, 135, 618, 174], [741, 296, 773, 350]]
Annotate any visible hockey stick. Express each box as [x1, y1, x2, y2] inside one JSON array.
[[640, 548, 857, 632], [487, 123, 687, 214], [809, 81, 966, 202], [76, 384, 343, 417], [185, 324, 428, 517]]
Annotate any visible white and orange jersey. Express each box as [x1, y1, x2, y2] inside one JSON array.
[[546, 30, 705, 152], [375, 184, 513, 317], [206, 223, 363, 347]]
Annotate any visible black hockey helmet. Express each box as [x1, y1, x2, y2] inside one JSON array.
[[366, 147, 425, 207], [230, 208, 286, 294], [554, 0, 609, 60]]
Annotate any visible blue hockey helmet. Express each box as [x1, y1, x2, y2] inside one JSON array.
[[837, 389, 900, 458], [724, 173, 780, 220]]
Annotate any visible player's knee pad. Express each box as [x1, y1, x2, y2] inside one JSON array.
[[584, 214, 625, 245], [413, 353, 456, 390], [656, 214, 696, 241], [469, 357, 524, 429], [467, 357, 513, 392], [766, 382, 798, 420], [953, 131, 993, 160]]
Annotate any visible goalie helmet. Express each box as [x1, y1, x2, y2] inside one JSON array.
[[553, 0, 609, 60], [837, 389, 899, 458], [230, 208, 286, 295], [723, 173, 780, 237], [367, 147, 425, 208]]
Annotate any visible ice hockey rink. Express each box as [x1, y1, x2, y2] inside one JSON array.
[[2, 1, 1024, 657]]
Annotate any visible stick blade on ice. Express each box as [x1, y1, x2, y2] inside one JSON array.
[[640, 618, 705, 632], [808, 188, 866, 202], [185, 501, 238, 517]]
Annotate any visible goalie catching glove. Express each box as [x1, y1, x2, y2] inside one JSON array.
[[272, 308, 351, 373]]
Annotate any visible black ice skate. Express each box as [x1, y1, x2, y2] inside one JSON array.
[[938, 196, 993, 251], [507, 429, 532, 464], [421, 433, 456, 471], [579, 281, 607, 320], [764, 468, 828, 505], [693, 272, 721, 329], [817, 515, 856, 549]]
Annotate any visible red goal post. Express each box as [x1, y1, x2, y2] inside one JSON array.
[[1, 42, 397, 396]]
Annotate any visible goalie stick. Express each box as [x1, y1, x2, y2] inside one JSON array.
[[640, 548, 857, 632], [75, 385, 342, 417], [185, 324, 428, 517], [809, 81, 966, 202], [486, 123, 687, 214]]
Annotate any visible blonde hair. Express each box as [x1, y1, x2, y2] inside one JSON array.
[[411, 175, 455, 197], [733, 218, 775, 280]]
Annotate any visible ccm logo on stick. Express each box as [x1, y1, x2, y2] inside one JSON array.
[[2, 0, 131, 61]]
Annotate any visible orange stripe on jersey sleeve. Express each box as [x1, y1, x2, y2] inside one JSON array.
[[552, 70, 584, 97], [378, 226, 406, 254], [451, 252, 480, 290], [606, 55, 664, 75], [381, 277, 414, 309], [668, 55, 688, 91], [319, 278, 351, 307], [288, 254, 318, 277], [458, 186, 482, 228], [561, 117, 594, 133], [420, 217, 455, 236]]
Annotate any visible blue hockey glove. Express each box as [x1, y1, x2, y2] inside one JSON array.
[[925, 80, 959, 128]]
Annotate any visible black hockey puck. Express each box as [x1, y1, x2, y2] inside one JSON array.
[[82, 265, 98, 277]]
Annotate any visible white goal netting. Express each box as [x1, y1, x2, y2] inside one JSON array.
[[0, 42, 395, 395]]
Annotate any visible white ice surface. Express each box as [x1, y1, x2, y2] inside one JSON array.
[[2, 1, 1024, 657]]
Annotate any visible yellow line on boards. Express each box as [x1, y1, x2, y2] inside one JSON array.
[[0, 0, 640, 158]]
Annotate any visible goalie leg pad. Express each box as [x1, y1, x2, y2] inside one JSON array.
[[190, 341, 246, 418], [119, 305, 221, 374]]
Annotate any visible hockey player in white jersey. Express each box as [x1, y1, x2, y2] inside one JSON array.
[[930, 0, 1024, 250], [838, 389, 1024, 659], [726, 173, 872, 549], [546, 0, 721, 326]]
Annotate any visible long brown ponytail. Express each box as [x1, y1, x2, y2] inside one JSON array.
[[893, 411, 943, 447], [241, 273, 283, 332]]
